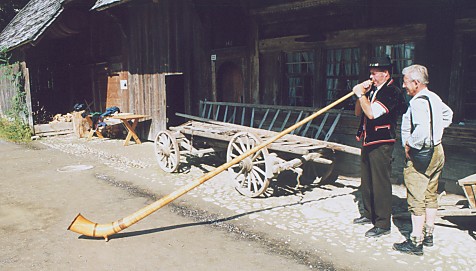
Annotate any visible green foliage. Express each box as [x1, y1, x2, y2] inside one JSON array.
[[1, 49, 28, 120], [0, 48, 31, 142], [0, 117, 31, 142], [0, 47, 9, 64]]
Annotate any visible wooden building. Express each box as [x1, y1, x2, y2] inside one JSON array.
[[1, 0, 475, 189]]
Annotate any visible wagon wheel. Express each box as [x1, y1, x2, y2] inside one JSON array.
[[155, 130, 180, 173], [226, 132, 271, 197]]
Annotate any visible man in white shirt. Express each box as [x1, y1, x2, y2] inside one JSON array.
[[393, 64, 453, 256]]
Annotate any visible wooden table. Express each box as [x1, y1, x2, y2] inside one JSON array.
[[110, 114, 149, 146]]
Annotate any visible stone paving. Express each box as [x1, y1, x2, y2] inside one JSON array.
[[40, 135, 476, 271]]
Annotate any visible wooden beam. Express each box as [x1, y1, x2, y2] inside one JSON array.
[[455, 18, 476, 33], [251, 0, 351, 15], [259, 24, 426, 52]]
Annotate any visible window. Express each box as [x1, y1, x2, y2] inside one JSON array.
[[284, 51, 314, 106], [374, 43, 415, 87], [325, 48, 360, 109]]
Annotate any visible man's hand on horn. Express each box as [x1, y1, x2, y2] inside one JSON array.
[[353, 79, 373, 98]]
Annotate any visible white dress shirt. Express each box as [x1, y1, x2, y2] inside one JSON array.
[[401, 88, 453, 149], [370, 84, 387, 118]]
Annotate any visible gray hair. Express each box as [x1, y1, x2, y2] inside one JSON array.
[[402, 64, 429, 85]]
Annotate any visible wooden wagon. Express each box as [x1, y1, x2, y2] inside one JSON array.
[[154, 101, 360, 197]]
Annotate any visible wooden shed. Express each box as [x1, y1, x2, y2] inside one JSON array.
[[1, 0, 476, 190]]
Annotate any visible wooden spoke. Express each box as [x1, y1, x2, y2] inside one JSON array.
[[250, 173, 258, 193], [251, 170, 265, 186], [252, 165, 266, 177], [226, 132, 271, 197], [238, 137, 247, 153], [252, 160, 266, 165], [154, 130, 180, 173], [231, 143, 244, 155], [251, 151, 262, 162]]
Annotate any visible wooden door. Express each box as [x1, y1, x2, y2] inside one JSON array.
[[217, 62, 244, 103], [165, 74, 185, 127], [463, 37, 476, 121]]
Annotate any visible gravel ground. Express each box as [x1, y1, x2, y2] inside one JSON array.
[[39, 135, 476, 271]]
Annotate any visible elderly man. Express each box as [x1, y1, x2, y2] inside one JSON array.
[[393, 64, 453, 256], [352, 56, 407, 238]]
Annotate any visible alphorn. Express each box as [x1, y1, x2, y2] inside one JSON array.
[[68, 91, 355, 241]]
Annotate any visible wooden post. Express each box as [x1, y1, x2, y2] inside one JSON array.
[[211, 56, 217, 102], [20, 62, 34, 131], [249, 16, 259, 104]]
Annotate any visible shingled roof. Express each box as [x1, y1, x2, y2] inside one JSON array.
[[0, 0, 65, 51], [91, 0, 132, 11]]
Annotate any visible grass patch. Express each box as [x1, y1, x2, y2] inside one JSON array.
[[0, 117, 32, 143]]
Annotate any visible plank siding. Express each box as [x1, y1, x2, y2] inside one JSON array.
[[126, 0, 201, 139], [0, 63, 21, 118], [1, 0, 476, 193], [260, 52, 283, 105]]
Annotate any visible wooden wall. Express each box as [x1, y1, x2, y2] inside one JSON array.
[[0, 63, 20, 118], [246, 1, 476, 191], [126, 0, 209, 139]]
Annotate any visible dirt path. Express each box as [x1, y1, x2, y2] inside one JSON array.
[[0, 141, 324, 270], [3, 136, 475, 271]]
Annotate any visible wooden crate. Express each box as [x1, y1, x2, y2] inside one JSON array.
[[458, 174, 476, 209], [34, 121, 74, 137]]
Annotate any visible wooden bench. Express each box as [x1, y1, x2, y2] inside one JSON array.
[[458, 174, 476, 209], [198, 100, 343, 142]]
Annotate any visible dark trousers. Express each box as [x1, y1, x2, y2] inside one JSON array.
[[360, 143, 394, 229]]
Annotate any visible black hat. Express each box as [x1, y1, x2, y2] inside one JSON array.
[[369, 56, 392, 68]]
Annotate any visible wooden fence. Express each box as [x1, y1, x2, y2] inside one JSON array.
[[0, 63, 20, 118]]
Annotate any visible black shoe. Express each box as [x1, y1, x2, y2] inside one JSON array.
[[365, 226, 390, 238], [353, 216, 372, 225], [423, 234, 433, 247], [393, 239, 423, 256]]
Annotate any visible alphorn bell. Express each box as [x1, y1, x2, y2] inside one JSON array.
[[68, 91, 355, 241]]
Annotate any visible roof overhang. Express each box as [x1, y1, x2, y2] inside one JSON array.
[[91, 0, 133, 11], [0, 0, 64, 52]]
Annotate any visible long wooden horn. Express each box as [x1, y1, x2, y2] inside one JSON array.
[[68, 91, 355, 241]]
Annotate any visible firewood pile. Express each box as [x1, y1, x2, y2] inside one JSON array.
[[51, 113, 73, 123], [34, 112, 75, 137]]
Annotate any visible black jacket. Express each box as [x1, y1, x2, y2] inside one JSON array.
[[356, 79, 407, 147]]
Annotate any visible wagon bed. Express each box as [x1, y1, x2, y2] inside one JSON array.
[[171, 113, 360, 156], [155, 112, 360, 197]]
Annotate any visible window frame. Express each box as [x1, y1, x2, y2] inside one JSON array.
[[374, 42, 416, 88], [283, 51, 315, 106], [324, 47, 360, 110]]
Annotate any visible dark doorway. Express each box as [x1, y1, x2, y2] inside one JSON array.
[[462, 36, 476, 121], [92, 64, 108, 112], [165, 74, 185, 127], [217, 62, 244, 103]]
